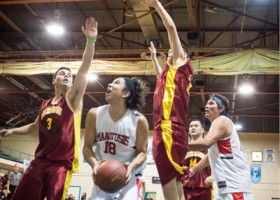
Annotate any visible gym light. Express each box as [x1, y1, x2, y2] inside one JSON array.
[[47, 23, 64, 35], [87, 74, 98, 81], [238, 83, 254, 95], [234, 123, 242, 131]]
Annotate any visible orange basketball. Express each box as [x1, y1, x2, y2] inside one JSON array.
[[95, 160, 127, 193]]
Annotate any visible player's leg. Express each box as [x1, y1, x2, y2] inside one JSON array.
[[162, 177, 181, 200], [176, 179, 185, 200], [12, 163, 43, 200], [45, 164, 71, 200]]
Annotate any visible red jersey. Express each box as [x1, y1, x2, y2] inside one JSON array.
[[34, 93, 81, 172], [182, 150, 211, 188], [152, 58, 194, 177]]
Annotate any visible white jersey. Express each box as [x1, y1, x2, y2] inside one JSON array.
[[91, 105, 145, 200], [208, 116, 251, 195], [94, 104, 145, 174]]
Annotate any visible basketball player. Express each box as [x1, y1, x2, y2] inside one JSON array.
[[83, 77, 150, 200], [0, 17, 98, 200], [189, 94, 254, 200], [181, 118, 212, 200], [143, 0, 194, 200]]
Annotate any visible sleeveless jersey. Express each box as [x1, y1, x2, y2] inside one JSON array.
[[182, 149, 211, 188], [152, 58, 194, 175], [35, 93, 81, 172], [208, 116, 251, 194], [153, 58, 193, 127], [94, 105, 144, 173]]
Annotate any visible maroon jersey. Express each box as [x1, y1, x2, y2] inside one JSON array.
[[152, 58, 193, 184], [34, 94, 81, 172], [182, 149, 211, 188], [153, 59, 193, 127]]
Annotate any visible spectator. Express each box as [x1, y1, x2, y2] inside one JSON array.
[[7, 165, 22, 200]]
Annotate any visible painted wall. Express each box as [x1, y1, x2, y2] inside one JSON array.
[[0, 132, 279, 200]]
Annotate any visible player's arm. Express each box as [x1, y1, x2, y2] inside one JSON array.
[[0, 116, 39, 140], [143, 0, 185, 65], [83, 108, 99, 177], [204, 175, 214, 187], [126, 115, 149, 178], [189, 153, 209, 176], [149, 41, 162, 78], [68, 17, 98, 111], [189, 117, 230, 151]]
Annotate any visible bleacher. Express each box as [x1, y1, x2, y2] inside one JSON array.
[[0, 145, 34, 164]]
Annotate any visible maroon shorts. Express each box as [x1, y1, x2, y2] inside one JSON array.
[[152, 122, 188, 186], [184, 187, 212, 200], [12, 159, 72, 200]]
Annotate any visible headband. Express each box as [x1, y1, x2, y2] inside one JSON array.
[[210, 96, 224, 108]]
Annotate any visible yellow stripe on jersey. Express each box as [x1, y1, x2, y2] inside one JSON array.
[[72, 110, 81, 172], [161, 67, 186, 174], [162, 67, 177, 119], [65, 92, 81, 173], [61, 171, 72, 200]]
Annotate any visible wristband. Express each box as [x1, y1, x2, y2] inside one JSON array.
[[87, 38, 96, 43]]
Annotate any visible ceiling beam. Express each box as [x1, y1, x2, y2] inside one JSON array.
[[185, 0, 196, 30], [0, 11, 49, 57], [0, 0, 102, 5], [200, 0, 278, 28]]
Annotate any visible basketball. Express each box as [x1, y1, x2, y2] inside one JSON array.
[[95, 160, 127, 193]]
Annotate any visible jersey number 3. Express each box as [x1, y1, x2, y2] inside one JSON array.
[[104, 141, 116, 155], [46, 117, 52, 130]]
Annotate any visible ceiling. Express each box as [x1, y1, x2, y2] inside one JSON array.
[[0, 0, 279, 133]]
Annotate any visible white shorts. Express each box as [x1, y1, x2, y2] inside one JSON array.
[[91, 175, 140, 200], [216, 192, 255, 200]]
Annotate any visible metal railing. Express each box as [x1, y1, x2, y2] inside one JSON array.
[[0, 145, 34, 163]]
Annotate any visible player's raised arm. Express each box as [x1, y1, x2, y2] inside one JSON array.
[[149, 41, 162, 78], [68, 17, 98, 111], [142, 0, 185, 65]]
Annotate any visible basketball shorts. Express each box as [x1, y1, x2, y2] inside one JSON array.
[[12, 159, 72, 200], [152, 122, 188, 186], [184, 187, 212, 200], [91, 175, 141, 200], [216, 192, 255, 200]]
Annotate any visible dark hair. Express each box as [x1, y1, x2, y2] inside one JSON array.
[[53, 67, 71, 79], [209, 94, 230, 116], [190, 117, 205, 128], [123, 77, 150, 111]]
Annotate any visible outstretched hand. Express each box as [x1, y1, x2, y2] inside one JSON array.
[[0, 129, 13, 141], [149, 41, 157, 58], [82, 17, 98, 39]]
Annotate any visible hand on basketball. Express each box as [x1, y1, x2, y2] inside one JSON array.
[[124, 162, 132, 184], [82, 17, 98, 40], [92, 160, 103, 182]]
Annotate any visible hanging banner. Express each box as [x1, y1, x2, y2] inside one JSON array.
[[250, 164, 261, 184], [264, 148, 275, 164]]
